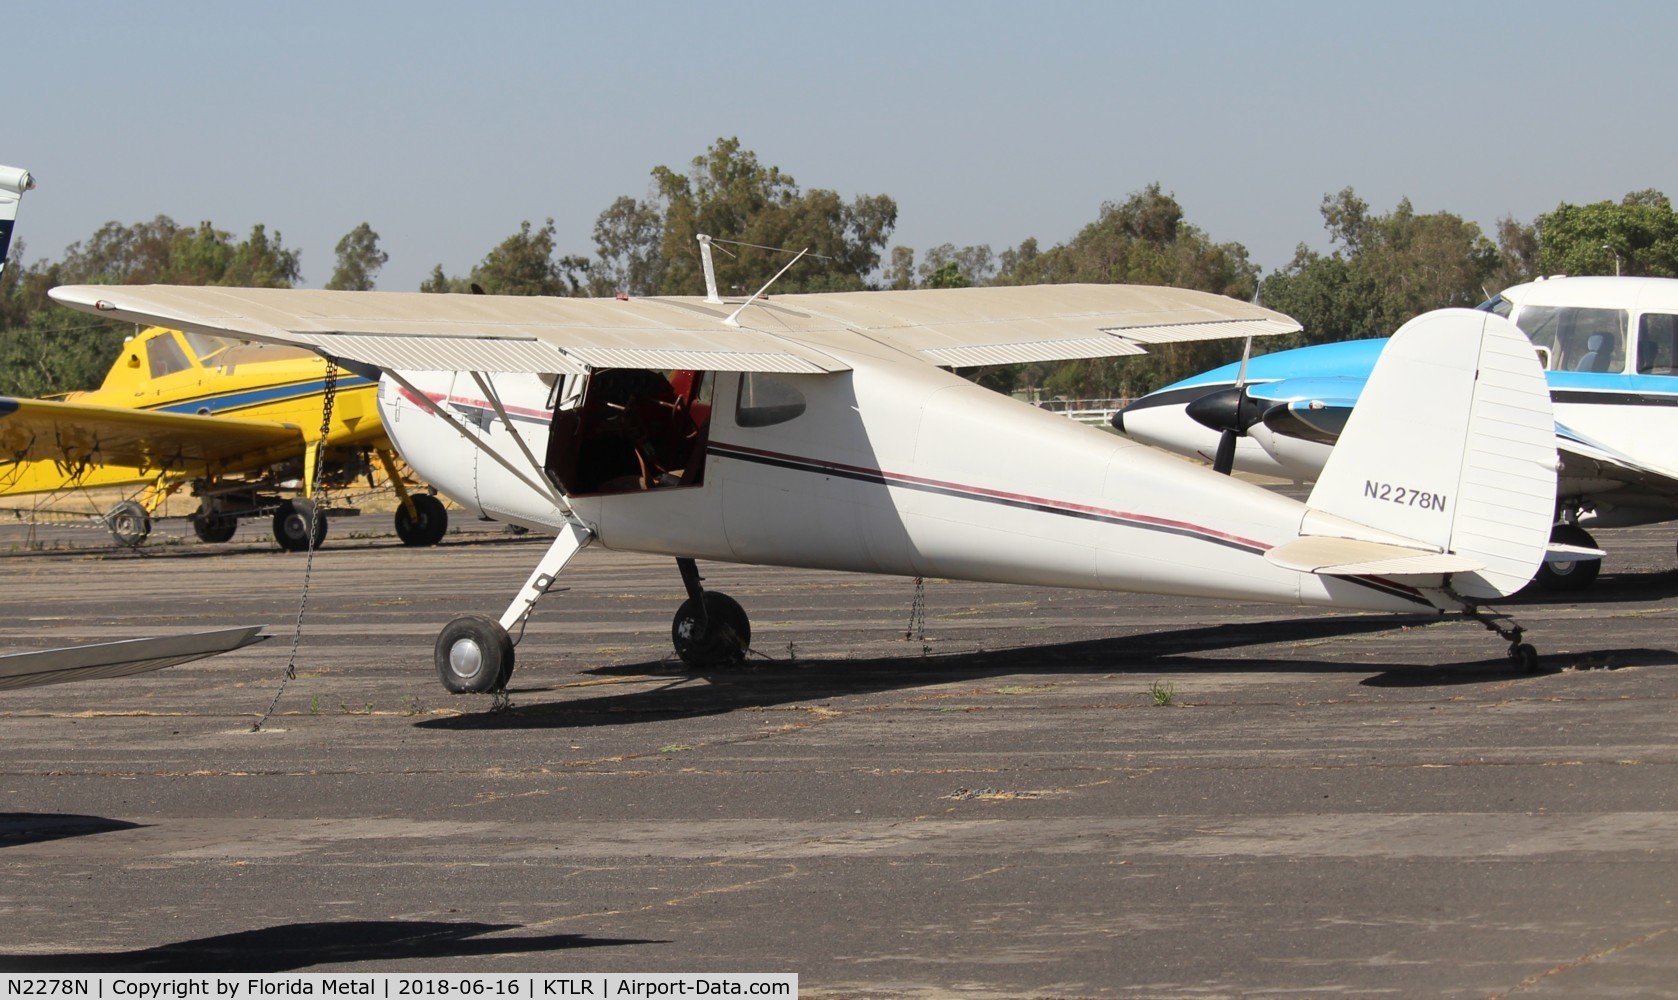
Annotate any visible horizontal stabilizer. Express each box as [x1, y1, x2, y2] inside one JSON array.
[[0, 625, 268, 690], [1265, 536, 1485, 576], [1545, 542, 1606, 564]]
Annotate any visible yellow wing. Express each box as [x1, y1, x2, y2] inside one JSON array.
[[0, 396, 303, 495]]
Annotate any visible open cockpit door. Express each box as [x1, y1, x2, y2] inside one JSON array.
[[545, 368, 713, 496]]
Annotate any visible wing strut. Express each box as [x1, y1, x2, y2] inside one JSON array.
[[382, 369, 573, 516], [467, 372, 570, 511]]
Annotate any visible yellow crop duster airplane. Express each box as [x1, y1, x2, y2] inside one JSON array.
[[0, 324, 450, 550]]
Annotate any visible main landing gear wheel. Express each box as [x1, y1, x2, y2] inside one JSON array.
[[192, 514, 238, 544], [106, 500, 151, 547], [1535, 523, 1600, 592], [273, 499, 327, 552], [435, 615, 514, 693], [1510, 642, 1540, 673], [395, 493, 449, 547], [671, 592, 751, 668]]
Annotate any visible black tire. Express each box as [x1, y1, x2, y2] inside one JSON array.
[[1535, 523, 1601, 592], [273, 499, 327, 552], [106, 500, 151, 547], [192, 514, 238, 544], [671, 592, 751, 668], [395, 493, 449, 546], [1512, 643, 1540, 673], [435, 615, 514, 693]]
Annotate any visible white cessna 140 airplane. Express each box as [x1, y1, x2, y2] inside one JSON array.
[[51, 237, 1561, 691]]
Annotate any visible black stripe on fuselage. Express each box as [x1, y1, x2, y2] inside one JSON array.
[[707, 441, 1432, 606]]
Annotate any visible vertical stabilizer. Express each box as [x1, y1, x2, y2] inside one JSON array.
[[1304, 309, 1556, 599], [0, 165, 34, 277]]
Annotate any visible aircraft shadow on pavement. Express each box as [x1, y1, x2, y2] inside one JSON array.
[[420, 614, 1568, 730], [0, 920, 660, 973], [1508, 568, 1678, 605], [1360, 646, 1674, 687], [0, 812, 142, 848]]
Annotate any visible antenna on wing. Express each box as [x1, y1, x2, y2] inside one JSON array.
[[724, 248, 809, 327], [698, 234, 725, 304], [697, 234, 832, 323]]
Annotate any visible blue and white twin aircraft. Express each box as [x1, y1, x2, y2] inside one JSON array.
[[1119, 276, 1678, 591]]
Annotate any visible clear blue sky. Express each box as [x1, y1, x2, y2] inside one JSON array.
[[8, 1, 1675, 291]]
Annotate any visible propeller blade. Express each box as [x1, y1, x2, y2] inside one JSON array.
[[1212, 428, 1239, 475]]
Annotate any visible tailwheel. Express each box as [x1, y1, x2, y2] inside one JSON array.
[[395, 493, 449, 546], [435, 615, 514, 693], [105, 500, 151, 547], [1535, 523, 1600, 592], [671, 592, 751, 668], [192, 513, 238, 544], [273, 499, 327, 552], [1511, 642, 1540, 674]]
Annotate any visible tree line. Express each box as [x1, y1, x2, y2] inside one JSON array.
[[4, 135, 1675, 399]]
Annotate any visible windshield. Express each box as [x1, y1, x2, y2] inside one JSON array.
[[1475, 294, 1513, 318], [1515, 305, 1629, 373], [182, 331, 241, 365]]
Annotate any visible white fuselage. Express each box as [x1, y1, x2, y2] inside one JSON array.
[[379, 341, 1435, 617]]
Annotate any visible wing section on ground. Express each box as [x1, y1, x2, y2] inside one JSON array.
[[0, 625, 268, 690], [49, 284, 1297, 376], [0, 396, 303, 488]]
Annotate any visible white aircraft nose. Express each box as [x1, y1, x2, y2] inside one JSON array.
[[1116, 392, 1224, 456]]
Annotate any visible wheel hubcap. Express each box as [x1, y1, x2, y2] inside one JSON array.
[[448, 638, 483, 678]]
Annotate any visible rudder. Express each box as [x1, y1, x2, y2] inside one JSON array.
[[1302, 309, 1556, 599]]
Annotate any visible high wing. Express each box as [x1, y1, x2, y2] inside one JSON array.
[[0, 625, 268, 690], [48, 284, 1299, 375], [0, 396, 303, 480]]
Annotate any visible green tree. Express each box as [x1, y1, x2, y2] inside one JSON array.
[[922, 260, 969, 288], [419, 263, 471, 294], [0, 307, 127, 397], [217, 223, 302, 288], [990, 184, 1261, 397], [591, 196, 665, 296], [918, 243, 995, 287], [57, 215, 183, 284], [422, 219, 590, 296], [1537, 190, 1678, 277], [1, 216, 301, 395], [326, 222, 388, 291], [886, 245, 915, 290], [1260, 188, 1498, 347], [622, 137, 896, 296]]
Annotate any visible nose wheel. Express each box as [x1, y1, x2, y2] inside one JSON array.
[[435, 615, 514, 693]]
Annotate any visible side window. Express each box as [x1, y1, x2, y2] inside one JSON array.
[[736, 373, 807, 428], [1517, 306, 1628, 373], [147, 332, 193, 379], [1637, 313, 1678, 376]]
